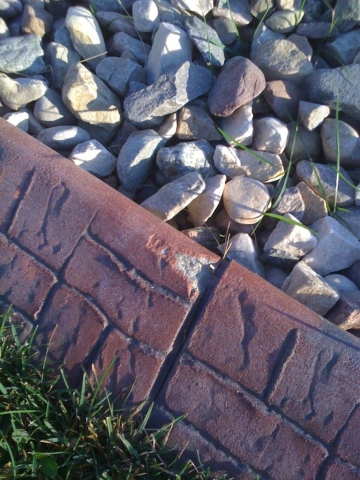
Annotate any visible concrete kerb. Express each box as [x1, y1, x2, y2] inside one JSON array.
[[1, 118, 360, 478]]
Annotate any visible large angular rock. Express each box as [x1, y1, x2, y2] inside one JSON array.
[[45, 42, 81, 89], [297, 181, 327, 225], [146, 22, 192, 85], [62, 62, 122, 130], [124, 61, 212, 125], [108, 32, 151, 65], [282, 261, 340, 316], [296, 160, 355, 207], [252, 116, 289, 154], [0, 34, 45, 74], [65, 6, 106, 69], [208, 56, 266, 117], [253, 39, 313, 86], [302, 216, 360, 275], [156, 140, 215, 181], [0, 74, 47, 110], [184, 14, 225, 68], [298, 101, 330, 131], [176, 104, 222, 141], [212, 0, 252, 26], [117, 129, 164, 190], [141, 172, 206, 221], [305, 64, 360, 121], [223, 176, 271, 224], [34, 88, 76, 127]]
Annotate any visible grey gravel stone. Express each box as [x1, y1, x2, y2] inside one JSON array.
[[124, 61, 212, 125], [295, 22, 338, 38], [170, 0, 213, 16], [210, 17, 238, 45], [253, 39, 313, 86], [3, 110, 29, 131], [218, 103, 253, 147], [324, 30, 360, 66], [321, 118, 360, 168], [263, 79, 306, 122], [70, 139, 117, 177], [298, 101, 330, 131], [285, 122, 321, 161], [0, 74, 47, 110], [65, 6, 106, 69], [34, 88, 76, 127], [0, 0, 22, 19], [296, 160, 355, 208], [333, 0, 360, 32], [223, 175, 271, 224], [296, 181, 328, 225], [305, 64, 360, 121], [250, 24, 285, 61], [95, 11, 138, 38], [89, 0, 135, 12], [324, 274, 358, 294], [282, 261, 340, 316], [176, 104, 222, 141], [146, 22, 192, 85], [0, 18, 9, 40], [45, 42, 81, 90], [266, 10, 303, 34], [249, 0, 274, 19], [187, 174, 226, 227], [218, 233, 265, 277], [37, 125, 90, 149], [326, 291, 360, 330], [157, 113, 177, 139], [252, 117, 289, 154], [0, 34, 45, 74], [62, 62, 122, 130], [156, 140, 215, 181], [302, 216, 360, 275], [108, 31, 151, 65], [208, 56, 266, 117], [335, 207, 360, 240], [273, 186, 305, 221], [132, 0, 159, 32], [212, 0, 252, 26], [117, 129, 165, 190], [96, 57, 145, 97], [51, 17, 74, 50], [141, 171, 206, 221], [184, 14, 225, 68]]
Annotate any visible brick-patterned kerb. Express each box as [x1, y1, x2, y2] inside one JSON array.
[[0, 118, 359, 479]]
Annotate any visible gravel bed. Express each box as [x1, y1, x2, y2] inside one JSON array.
[[1, 0, 360, 333]]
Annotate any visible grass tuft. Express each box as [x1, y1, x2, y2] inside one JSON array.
[[0, 307, 228, 479]]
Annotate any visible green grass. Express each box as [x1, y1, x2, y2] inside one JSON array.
[[0, 307, 228, 480]]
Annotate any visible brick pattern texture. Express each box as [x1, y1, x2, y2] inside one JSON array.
[[1, 119, 360, 478]]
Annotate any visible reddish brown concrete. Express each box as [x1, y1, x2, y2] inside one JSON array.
[[1, 118, 360, 479]]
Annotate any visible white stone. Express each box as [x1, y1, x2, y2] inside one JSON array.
[[218, 233, 265, 277], [170, 0, 213, 16], [132, 0, 159, 32], [187, 174, 226, 227], [264, 213, 318, 258], [0, 74, 47, 110], [218, 103, 253, 147], [252, 117, 289, 154], [298, 101, 330, 131], [3, 110, 29, 131], [70, 139, 117, 177], [141, 171, 206, 221], [0, 17, 10, 40], [65, 6, 106, 69], [302, 216, 360, 276], [157, 112, 177, 139], [223, 175, 271, 224], [37, 126, 90, 149], [146, 22, 193, 84], [323, 274, 358, 293], [282, 261, 340, 316]]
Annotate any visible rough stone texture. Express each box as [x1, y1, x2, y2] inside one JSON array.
[[124, 61, 212, 125], [253, 39, 313, 86], [187, 175, 226, 227], [326, 291, 360, 330], [0, 74, 47, 110], [305, 64, 360, 121], [252, 116, 289, 154], [212, 0, 252, 26], [302, 216, 360, 276], [218, 103, 253, 147], [282, 261, 340, 316], [108, 31, 151, 65], [298, 101, 330, 131], [70, 139, 117, 177], [96, 57, 145, 97], [176, 104, 222, 141], [34, 88, 76, 127], [132, 0, 159, 32], [218, 233, 265, 277], [37, 126, 91, 149], [62, 62, 122, 130], [0, 33, 46, 74], [141, 172, 206, 221], [22, 4, 53, 37], [208, 56, 266, 117], [263, 79, 306, 121], [45, 41, 81, 90], [321, 118, 360, 168], [296, 160, 355, 207], [156, 140, 215, 181]]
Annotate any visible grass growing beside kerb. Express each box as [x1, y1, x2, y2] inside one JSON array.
[[0, 308, 229, 480]]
